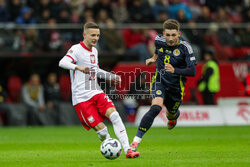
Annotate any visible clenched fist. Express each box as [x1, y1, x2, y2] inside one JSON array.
[[165, 63, 174, 73], [76, 66, 90, 74]]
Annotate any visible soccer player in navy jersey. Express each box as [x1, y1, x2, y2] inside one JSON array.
[[131, 19, 197, 151]]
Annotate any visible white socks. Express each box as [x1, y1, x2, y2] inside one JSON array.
[[133, 136, 142, 143], [109, 111, 130, 153], [96, 127, 110, 141]]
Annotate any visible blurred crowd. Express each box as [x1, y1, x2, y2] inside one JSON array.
[[0, 71, 153, 124], [0, 73, 62, 125], [0, 0, 249, 61], [0, 0, 249, 24]]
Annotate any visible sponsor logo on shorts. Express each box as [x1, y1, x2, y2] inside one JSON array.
[[87, 116, 95, 123]]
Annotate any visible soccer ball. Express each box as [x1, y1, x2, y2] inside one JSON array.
[[100, 138, 122, 160]]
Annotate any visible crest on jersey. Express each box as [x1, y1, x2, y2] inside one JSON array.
[[68, 49, 73, 54], [156, 90, 162, 95], [90, 54, 95, 64], [173, 49, 180, 56]]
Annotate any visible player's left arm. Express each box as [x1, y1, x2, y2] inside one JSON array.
[[97, 68, 121, 85], [172, 64, 196, 76]]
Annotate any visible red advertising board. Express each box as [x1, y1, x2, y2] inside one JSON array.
[[113, 62, 250, 104]]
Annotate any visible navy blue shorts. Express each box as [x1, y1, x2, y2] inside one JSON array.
[[151, 82, 182, 114]]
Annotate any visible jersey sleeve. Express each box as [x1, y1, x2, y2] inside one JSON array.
[[59, 56, 77, 70], [154, 35, 166, 55], [182, 41, 197, 66], [65, 46, 78, 63]]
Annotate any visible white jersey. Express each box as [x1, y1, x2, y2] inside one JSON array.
[[62, 42, 103, 105]]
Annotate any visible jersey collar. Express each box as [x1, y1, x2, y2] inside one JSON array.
[[177, 37, 180, 45], [80, 41, 92, 52]]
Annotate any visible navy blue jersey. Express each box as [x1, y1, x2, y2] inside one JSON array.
[[152, 34, 197, 93]]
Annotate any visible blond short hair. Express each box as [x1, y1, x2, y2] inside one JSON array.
[[83, 22, 99, 32], [163, 19, 180, 31]]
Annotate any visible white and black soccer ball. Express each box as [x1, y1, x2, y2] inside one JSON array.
[[100, 138, 122, 160]]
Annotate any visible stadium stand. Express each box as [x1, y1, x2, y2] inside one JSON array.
[[7, 75, 22, 103], [59, 74, 71, 102]]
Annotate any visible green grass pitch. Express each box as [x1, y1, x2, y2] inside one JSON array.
[[0, 125, 249, 167]]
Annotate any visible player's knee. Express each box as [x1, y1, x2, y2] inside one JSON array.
[[105, 107, 116, 118], [152, 97, 164, 107], [149, 105, 162, 117]]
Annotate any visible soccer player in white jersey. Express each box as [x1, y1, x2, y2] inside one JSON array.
[[59, 22, 140, 158]]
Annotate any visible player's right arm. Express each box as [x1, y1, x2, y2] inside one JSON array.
[[59, 56, 90, 74], [59, 47, 90, 74], [146, 34, 165, 66], [146, 54, 158, 66]]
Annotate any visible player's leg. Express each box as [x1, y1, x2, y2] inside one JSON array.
[[95, 93, 139, 158], [164, 96, 181, 130], [74, 99, 111, 141], [131, 81, 165, 151], [105, 107, 140, 158], [105, 107, 129, 152], [93, 122, 111, 141], [166, 109, 180, 130], [131, 97, 164, 151]]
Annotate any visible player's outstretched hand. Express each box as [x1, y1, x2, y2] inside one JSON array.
[[112, 76, 121, 85], [146, 58, 156, 66], [76, 66, 90, 74], [165, 63, 174, 73]]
